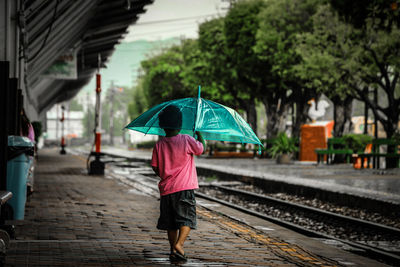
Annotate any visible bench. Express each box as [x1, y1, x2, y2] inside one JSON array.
[[315, 138, 353, 164], [315, 148, 353, 164]]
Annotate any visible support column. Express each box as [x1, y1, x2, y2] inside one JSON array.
[[0, 62, 10, 190], [89, 73, 104, 175]]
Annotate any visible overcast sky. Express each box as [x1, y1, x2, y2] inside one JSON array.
[[124, 0, 229, 42]]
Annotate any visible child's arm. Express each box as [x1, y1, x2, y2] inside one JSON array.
[[195, 131, 206, 154]]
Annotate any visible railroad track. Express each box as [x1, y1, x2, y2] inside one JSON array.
[[197, 184, 400, 266]]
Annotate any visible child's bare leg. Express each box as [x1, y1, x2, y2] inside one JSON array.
[[174, 226, 190, 255], [168, 230, 178, 253]]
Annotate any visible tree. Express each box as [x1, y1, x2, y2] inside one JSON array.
[[224, 0, 267, 134], [141, 44, 193, 107], [254, 0, 323, 137], [295, 4, 356, 136], [297, 4, 400, 168], [69, 99, 83, 111], [82, 106, 94, 140], [347, 16, 400, 139], [128, 79, 148, 120], [329, 0, 400, 30], [300, 5, 400, 139], [197, 18, 238, 106]]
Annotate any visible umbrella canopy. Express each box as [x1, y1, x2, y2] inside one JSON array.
[[125, 87, 262, 146]]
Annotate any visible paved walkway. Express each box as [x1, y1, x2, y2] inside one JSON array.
[[4, 148, 384, 266]]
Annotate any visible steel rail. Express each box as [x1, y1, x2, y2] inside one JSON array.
[[214, 185, 400, 236]]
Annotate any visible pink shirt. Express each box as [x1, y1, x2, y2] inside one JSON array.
[[151, 134, 204, 196]]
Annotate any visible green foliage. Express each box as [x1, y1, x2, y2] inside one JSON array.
[[342, 134, 373, 152], [255, 0, 320, 73], [295, 4, 355, 99], [254, 0, 324, 137], [101, 86, 132, 137], [197, 18, 235, 105], [267, 132, 298, 158], [69, 99, 83, 111], [224, 0, 266, 99], [82, 107, 94, 138], [128, 0, 399, 140], [128, 81, 148, 120], [141, 44, 194, 107], [297, 3, 400, 138]]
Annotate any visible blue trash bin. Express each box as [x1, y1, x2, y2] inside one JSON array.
[[7, 136, 34, 220]]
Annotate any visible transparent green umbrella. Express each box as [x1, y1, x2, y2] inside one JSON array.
[[125, 86, 262, 147]]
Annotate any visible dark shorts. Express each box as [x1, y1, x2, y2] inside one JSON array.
[[157, 190, 197, 230]]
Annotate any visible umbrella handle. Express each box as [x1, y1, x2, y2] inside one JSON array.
[[193, 85, 201, 136], [198, 85, 201, 99]]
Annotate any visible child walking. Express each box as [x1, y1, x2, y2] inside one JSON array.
[[151, 105, 206, 262]]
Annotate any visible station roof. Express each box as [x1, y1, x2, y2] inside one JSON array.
[[24, 0, 153, 115]]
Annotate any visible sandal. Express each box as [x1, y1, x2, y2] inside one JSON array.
[[172, 251, 188, 261]]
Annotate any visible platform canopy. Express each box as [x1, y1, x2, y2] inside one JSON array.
[[22, 0, 153, 114]]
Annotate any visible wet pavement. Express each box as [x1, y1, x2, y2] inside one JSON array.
[[5, 148, 388, 266], [99, 147, 400, 205]]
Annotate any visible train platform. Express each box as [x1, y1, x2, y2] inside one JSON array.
[[5, 148, 388, 266], [99, 147, 400, 205]]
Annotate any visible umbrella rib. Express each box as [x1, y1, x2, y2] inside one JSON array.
[[144, 102, 171, 135], [178, 99, 196, 131], [202, 100, 223, 132], [234, 111, 249, 143], [202, 100, 248, 143]]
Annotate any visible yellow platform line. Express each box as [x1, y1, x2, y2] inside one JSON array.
[[197, 208, 340, 267]]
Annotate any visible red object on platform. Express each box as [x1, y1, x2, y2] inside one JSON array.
[[61, 137, 65, 146], [96, 74, 101, 93], [95, 132, 101, 153]]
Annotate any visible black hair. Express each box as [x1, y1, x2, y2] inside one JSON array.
[[158, 105, 182, 129]]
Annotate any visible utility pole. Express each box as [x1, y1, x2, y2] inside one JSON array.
[[60, 105, 66, 154], [56, 104, 59, 140], [89, 54, 105, 175], [109, 81, 115, 146], [86, 92, 90, 142]]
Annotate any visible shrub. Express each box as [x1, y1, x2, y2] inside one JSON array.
[[267, 132, 298, 158], [342, 134, 373, 153]]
